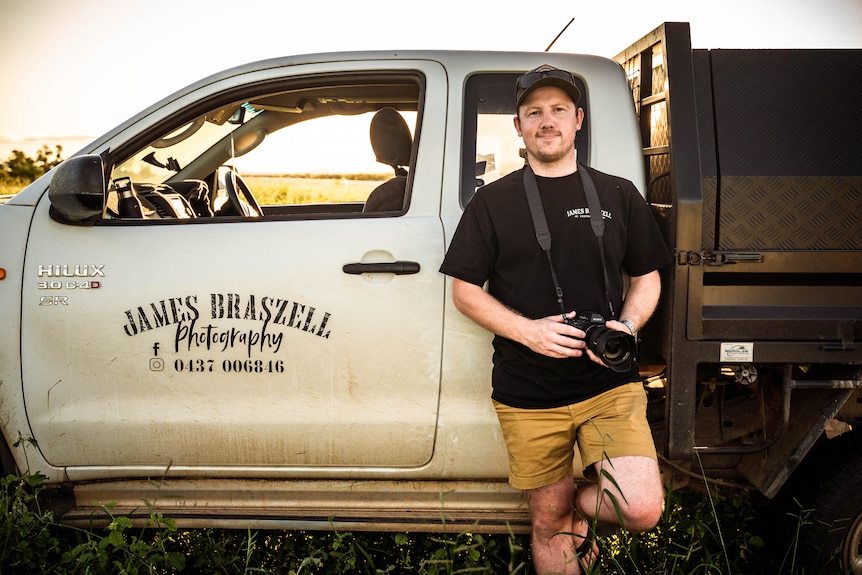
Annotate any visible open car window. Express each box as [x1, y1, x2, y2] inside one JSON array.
[[106, 73, 421, 221], [460, 72, 589, 207]]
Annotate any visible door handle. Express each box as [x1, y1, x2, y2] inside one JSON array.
[[342, 261, 421, 275]]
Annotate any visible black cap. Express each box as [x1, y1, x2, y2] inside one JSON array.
[[516, 65, 580, 108]]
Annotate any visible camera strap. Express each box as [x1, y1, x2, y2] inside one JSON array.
[[523, 164, 615, 318]]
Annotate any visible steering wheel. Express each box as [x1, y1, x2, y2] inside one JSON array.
[[215, 166, 263, 217]]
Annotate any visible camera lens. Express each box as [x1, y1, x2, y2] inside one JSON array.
[[603, 337, 624, 360], [586, 326, 637, 372]]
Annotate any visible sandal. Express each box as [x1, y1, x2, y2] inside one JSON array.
[[574, 530, 599, 572]]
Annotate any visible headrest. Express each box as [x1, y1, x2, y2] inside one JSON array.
[[370, 108, 412, 170]]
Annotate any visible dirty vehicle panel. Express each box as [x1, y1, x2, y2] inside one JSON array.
[[23, 64, 448, 473]]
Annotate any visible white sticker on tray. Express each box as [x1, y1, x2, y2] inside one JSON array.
[[720, 342, 754, 363]]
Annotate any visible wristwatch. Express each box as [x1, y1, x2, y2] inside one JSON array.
[[621, 319, 637, 339]]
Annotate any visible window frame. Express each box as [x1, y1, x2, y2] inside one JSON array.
[[98, 70, 427, 225]]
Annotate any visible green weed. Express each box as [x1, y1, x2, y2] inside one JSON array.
[[0, 468, 841, 574], [2, 433, 838, 573]]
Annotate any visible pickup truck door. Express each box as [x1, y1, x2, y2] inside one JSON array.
[[21, 61, 448, 474]]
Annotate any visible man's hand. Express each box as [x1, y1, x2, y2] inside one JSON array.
[[452, 281, 592, 360], [520, 313, 586, 359]]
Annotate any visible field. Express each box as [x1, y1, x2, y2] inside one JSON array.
[[0, 174, 387, 206], [245, 174, 385, 205], [0, 177, 29, 198]]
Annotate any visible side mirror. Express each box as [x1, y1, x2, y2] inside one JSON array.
[[48, 154, 106, 225]]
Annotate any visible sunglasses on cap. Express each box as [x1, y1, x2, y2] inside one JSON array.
[[515, 66, 581, 108], [516, 68, 576, 91]]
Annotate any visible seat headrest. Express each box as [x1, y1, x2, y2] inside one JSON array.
[[370, 108, 412, 171]]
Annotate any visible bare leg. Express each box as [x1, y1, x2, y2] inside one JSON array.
[[575, 455, 664, 532], [528, 477, 599, 574]]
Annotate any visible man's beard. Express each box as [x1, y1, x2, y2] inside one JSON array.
[[529, 139, 575, 165]]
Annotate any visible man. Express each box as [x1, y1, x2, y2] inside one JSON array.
[[439, 65, 672, 573]]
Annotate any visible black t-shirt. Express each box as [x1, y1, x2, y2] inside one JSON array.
[[440, 165, 672, 409]]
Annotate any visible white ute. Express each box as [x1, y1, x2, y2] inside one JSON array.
[[0, 49, 641, 532]]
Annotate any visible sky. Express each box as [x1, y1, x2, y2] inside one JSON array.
[[1, 0, 860, 156]]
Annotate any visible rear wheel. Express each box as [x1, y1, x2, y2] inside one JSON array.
[[845, 512, 862, 575], [800, 432, 862, 574]]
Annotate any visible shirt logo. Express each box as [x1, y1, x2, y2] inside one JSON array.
[[566, 207, 612, 220]]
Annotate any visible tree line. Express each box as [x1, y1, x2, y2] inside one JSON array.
[[0, 145, 63, 184]]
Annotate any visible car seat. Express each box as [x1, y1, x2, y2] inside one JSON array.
[[363, 108, 412, 212]]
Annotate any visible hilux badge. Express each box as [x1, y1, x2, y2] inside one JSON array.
[[37, 264, 105, 278]]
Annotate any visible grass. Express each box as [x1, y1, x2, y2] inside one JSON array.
[[2, 462, 828, 575], [244, 174, 385, 205], [0, 177, 29, 197]]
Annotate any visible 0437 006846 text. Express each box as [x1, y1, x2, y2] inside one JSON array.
[[172, 358, 286, 373]]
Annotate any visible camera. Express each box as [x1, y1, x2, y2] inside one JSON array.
[[565, 311, 638, 373]]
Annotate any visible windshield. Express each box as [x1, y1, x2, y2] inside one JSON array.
[[112, 103, 263, 182]]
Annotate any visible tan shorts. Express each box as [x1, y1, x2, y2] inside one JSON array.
[[493, 382, 657, 490]]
